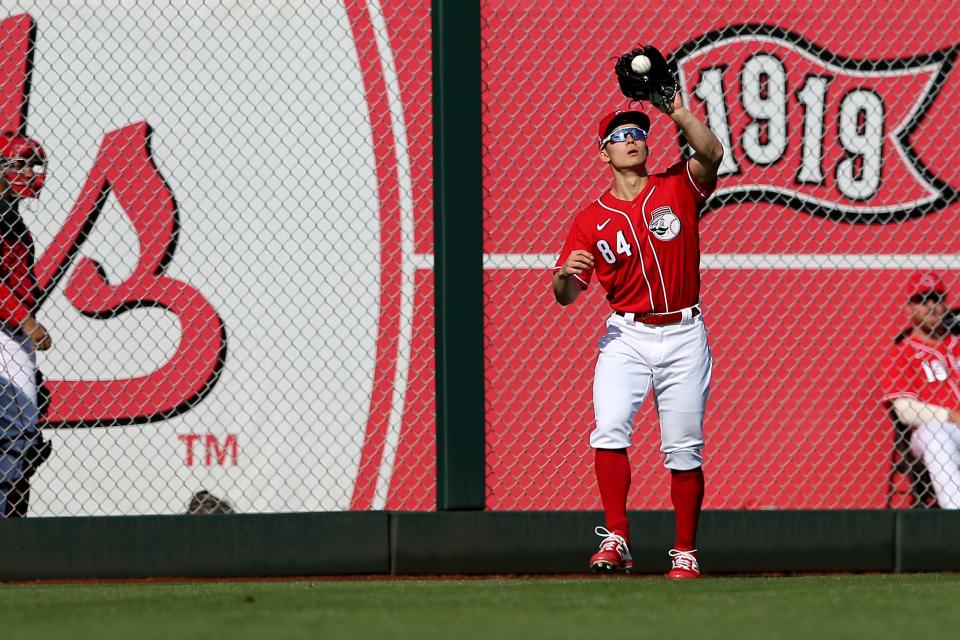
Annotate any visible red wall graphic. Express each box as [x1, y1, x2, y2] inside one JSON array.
[[1, 13, 226, 427], [477, 1, 960, 510], [7, 3, 954, 512]]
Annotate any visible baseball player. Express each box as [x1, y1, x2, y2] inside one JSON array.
[[552, 86, 722, 578], [0, 131, 52, 517], [882, 272, 960, 509]]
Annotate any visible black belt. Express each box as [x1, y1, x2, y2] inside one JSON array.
[[614, 307, 701, 326]]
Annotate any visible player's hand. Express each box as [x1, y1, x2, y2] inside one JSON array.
[[659, 90, 684, 116], [559, 250, 594, 280], [21, 316, 52, 351]]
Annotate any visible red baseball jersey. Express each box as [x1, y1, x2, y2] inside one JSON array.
[[882, 335, 960, 410], [553, 160, 714, 313], [0, 212, 36, 329]]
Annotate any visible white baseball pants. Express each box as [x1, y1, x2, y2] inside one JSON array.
[[591, 312, 712, 470], [0, 329, 40, 514], [912, 421, 960, 509]]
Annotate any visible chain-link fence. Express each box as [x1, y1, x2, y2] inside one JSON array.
[[1, 0, 434, 516], [2, 1, 958, 517], [482, 0, 960, 510]]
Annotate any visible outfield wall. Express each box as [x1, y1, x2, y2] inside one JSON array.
[[0, 0, 958, 519], [2, 511, 958, 579]]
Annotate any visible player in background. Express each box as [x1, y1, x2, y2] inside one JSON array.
[[883, 272, 960, 509], [0, 132, 52, 517], [551, 88, 722, 578]]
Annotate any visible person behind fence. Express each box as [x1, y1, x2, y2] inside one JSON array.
[[882, 271, 960, 509], [0, 132, 53, 517], [186, 490, 235, 514]]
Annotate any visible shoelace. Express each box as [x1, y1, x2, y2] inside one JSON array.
[[594, 526, 627, 553], [669, 548, 699, 571]]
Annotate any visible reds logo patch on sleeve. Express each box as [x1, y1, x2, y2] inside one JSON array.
[[671, 25, 958, 223]]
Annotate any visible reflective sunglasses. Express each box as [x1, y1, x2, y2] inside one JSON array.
[[601, 127, 647, 147]]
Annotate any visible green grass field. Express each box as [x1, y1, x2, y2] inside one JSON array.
[[3, 574, 959, 639]]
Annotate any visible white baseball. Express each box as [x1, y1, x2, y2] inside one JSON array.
[[631, 55, 652, 74]]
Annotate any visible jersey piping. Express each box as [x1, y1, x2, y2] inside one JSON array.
[[639, 185, 670, 311], [596, 197, 655, 310], [685, 161, 708, 199]]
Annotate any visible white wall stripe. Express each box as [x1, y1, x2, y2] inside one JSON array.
[[699, 255, 960, 269], [411, 253, 434, 269], [460, 254, 960, 270], [368, 0, 414, 511]]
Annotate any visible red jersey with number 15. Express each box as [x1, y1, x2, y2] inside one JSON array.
[[553, 160, 714, 313]]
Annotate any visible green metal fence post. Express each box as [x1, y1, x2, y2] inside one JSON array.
[[433, 0, 485, 510]]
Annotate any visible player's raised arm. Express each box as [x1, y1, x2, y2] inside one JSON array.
[[614, 46, 722, 189], [661, 92, 723, 188]]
